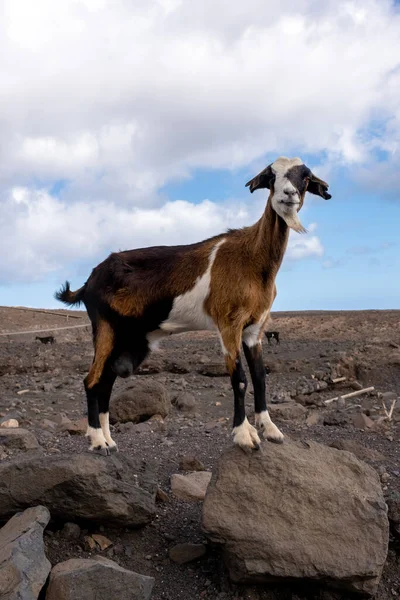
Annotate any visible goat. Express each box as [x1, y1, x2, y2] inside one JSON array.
[[35, 335, 55, 345], [56, 156, 331, 454], [265, 331, 280, 345]]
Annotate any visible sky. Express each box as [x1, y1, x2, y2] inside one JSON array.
[[1, 0, 400, 311]]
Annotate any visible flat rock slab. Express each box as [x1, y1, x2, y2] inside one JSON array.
[[0, 453, 157, 527], [0, 428, 41, 451], [46, 557, 154, 600], [0, 505, 51, 600], [171, 472, 212, 501], [202, 441, 389, 596]]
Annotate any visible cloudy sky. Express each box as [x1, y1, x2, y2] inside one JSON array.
[[1, 0, 400, 310]]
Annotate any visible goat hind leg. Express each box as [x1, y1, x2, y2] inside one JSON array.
[[84, 320, 114, 455], [220, 329, 260, 451], [98, 364, 117, 452]]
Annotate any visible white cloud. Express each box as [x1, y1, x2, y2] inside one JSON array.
[[1, 0, 399, 281], [0, 187, 323, 282]]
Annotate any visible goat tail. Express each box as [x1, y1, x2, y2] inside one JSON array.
[[55, 281, 85, 306]]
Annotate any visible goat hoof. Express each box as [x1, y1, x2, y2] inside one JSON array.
[[90, 445, 111, 456], [266, 435, 284, 445], [108, 444, 119, 453]]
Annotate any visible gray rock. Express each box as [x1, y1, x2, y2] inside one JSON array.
[[269, 403, 307, 421], [0, 505, 51, 600], [60, 522, 81, 540], [173, 392, 196, 412], [387, 492, 400, 539], [110, 380, 169, 424], [0, 454, 156, 527], [45, 556, 154, 600], [178, 456, 205, 472], [171, 472, 212, 501], [169, 543, 206, 564], [202, 442, 389, 596], [0, 428, 40, 451]]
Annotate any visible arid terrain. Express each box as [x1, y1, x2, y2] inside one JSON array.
[[0, 306, 399, 600]]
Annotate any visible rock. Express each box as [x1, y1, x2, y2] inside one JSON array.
[[45, 556, 154, 600], [179, 456, 205, 472], [269, 403, 306, 421], [171, 472, 212, 501], [61, 418, 88, 435], [164, 361, 190, 374], [350, 380, 363, 391], [329, 440, 385, 462], [61, 522, 81, 540], [156, 488, 169, 503], [0, 453, 156, 527], [353, 413, 375, 430], [0, 428, 40, 451], [91, 534, 113, 551], [386, 493, 400, 539], [202, 442, 389, 596], [0, 419, 19, 428], [380, 391, 397, 402], [198, 363, 227, 377], [0, 505, 51, 599], [169, 543, 207, 564], [323, 411, 349, 426], [110, 380, 169, 424], [173, 392, 196, 412], [306, 411, 320, 427]]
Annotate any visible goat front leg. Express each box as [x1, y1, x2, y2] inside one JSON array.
[[242, 341, 284, 444], [220, 329, 261, 451]]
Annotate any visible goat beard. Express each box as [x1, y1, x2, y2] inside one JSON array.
[[284, 212, 307, 234]]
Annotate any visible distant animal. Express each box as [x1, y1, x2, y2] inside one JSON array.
[[56, 156, 331, 455], [35, 335, 55, 345], [265, 331, 280, 345]]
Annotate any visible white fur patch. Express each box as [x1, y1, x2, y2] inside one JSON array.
[[255, 410, 284, 442], [232, 417, 261, 449], [146, 329, 170, 351], [86, 426, 108, 449], [159, 239, 226, 334], [99, 412, 116, 448], [242, 311, 269, 347], [271, 157, 305, 232]]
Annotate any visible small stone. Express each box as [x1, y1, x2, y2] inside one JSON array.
[[173, 392, 196, 412], [381, 391, 397, 402], [84, 535, 98, 551], [169, 543, 207, 564], [92, 534, 113, 551], [179, 456, 205, 472], [61, 522, 81, 540], [0, 419, 19, 428], [306, 412, 320, 427], [353, 413, 375, 430], [381, 472, 390, 483], [156, 488, 169, 503]]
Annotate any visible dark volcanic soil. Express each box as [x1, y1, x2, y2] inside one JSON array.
[[0, 307, 399, 600]]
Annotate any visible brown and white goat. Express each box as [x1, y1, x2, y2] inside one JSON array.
[[56, 156, 331, 454]]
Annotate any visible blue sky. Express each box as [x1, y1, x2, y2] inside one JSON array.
[[1, 0, 400, 311]]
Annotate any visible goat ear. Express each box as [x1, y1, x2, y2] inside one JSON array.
[[245, 165, 274, 193], [307, 173, 331, 200]]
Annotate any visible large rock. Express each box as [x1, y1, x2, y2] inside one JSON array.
[[202, 442, 389, 596], [110, 380, 169, 424], [0, 428, 41, 451], [45, 557, 154, 600], [0, 454, 156, 527], [0, 505, 51, 599]]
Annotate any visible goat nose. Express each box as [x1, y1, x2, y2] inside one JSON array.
[[284, 189, 296, 197]]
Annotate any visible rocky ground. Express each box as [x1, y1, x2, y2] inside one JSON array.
[[0, 306, 399, 599]]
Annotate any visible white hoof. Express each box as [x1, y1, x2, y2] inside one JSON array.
[[232, 418, 261, 450], [255, 411, 284, 443]]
